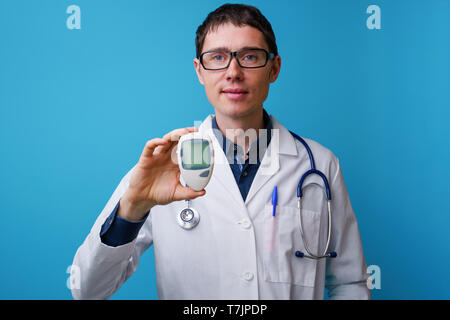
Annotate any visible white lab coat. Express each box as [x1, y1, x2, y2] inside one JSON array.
[[71, 114, 370, 300]]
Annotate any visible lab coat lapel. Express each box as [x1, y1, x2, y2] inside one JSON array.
[[199, 115, 246, 208], [244, 115, 298, 205]]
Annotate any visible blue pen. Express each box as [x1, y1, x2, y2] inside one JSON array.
[[271, 186, 277, 217]]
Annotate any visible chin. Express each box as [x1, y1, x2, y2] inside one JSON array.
[[217, 103, 259, 119]]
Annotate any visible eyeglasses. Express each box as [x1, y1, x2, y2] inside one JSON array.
[[199, 48, 275, 70]]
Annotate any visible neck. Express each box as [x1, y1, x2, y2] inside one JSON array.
[[214, 107, 265, 153]]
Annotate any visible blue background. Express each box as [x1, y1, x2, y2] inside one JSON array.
[[0, 0, 449, 299]]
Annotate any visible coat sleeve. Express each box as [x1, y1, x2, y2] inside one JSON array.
[[325, 157, 370, 300], [70, 166, 153, 300]]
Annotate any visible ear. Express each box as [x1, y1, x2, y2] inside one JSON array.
[[193, 58, 205, 85], [268, 55, 281, 83]]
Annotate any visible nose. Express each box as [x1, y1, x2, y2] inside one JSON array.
[[225, 56, 244, 81]]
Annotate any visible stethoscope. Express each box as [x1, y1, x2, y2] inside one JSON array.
[[177, 131, 337, 260], [177, 196, 200, 230], [290, 131, 337, 260]]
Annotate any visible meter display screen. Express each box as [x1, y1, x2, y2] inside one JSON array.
[[181, 139, 210, 170]]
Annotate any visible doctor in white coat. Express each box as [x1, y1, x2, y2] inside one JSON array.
[[71, 3, 369, 300]]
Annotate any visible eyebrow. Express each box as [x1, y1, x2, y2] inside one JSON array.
[[204, 46, 265, 52]]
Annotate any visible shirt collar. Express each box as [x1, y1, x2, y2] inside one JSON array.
[[211, 109, 273, 164]]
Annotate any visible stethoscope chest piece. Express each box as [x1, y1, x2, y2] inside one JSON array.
[[177, 207, 200, 230]]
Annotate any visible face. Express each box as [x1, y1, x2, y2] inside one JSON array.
[[194, 22, 281, 121]]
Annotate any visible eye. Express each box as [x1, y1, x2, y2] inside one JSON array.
[[243, 54, 257, 61], [212, 55, 225, 61]]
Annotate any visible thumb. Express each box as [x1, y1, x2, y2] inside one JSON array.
[[173, 184, 206, 201]]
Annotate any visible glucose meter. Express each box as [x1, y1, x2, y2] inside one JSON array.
[[177, 132, 214, 191]]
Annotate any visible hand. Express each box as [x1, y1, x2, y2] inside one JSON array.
[[118, 127, 206, 221]]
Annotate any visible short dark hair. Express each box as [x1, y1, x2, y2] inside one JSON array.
[[195, 3, 278, 58]]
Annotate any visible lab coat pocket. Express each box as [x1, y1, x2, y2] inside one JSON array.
[[263, 205, 321, 287]]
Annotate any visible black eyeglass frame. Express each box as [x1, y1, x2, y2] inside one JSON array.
[[199, 48, 275, 70]]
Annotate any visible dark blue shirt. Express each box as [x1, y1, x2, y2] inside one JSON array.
[[210, 109, 272, 202], [100, 109, 273, 247]]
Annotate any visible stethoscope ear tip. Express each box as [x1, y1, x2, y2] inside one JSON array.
[[295, 251, 304, 258], [329, 252, 337, 258]]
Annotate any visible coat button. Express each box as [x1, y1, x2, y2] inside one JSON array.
[[242, 272, 254, 281], [237, 218, 252, 229]]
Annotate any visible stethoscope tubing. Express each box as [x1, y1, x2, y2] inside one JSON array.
[[290, 131, 336, 260], [297, 198, 333, 259]]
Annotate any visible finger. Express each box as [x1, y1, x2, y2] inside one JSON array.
[[173, 185, 206, 201], [154, 134, 185, 157], [163, 127, 199, 142], [157, 138, 177, 153], [141, 138, 168, 158], [153, 141, 177, 157]]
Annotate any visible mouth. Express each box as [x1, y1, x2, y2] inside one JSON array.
[[222, 88, 249, 100]]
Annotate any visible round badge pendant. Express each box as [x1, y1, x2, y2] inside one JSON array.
[[177, 207, 200, 230]]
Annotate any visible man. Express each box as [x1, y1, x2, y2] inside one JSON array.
[[71, 3, 370, 300]]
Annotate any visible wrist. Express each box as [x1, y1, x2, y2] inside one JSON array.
[[118, 194, 154, 222]]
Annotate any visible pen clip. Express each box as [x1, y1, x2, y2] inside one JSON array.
[[271, 186, 278, 217]]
